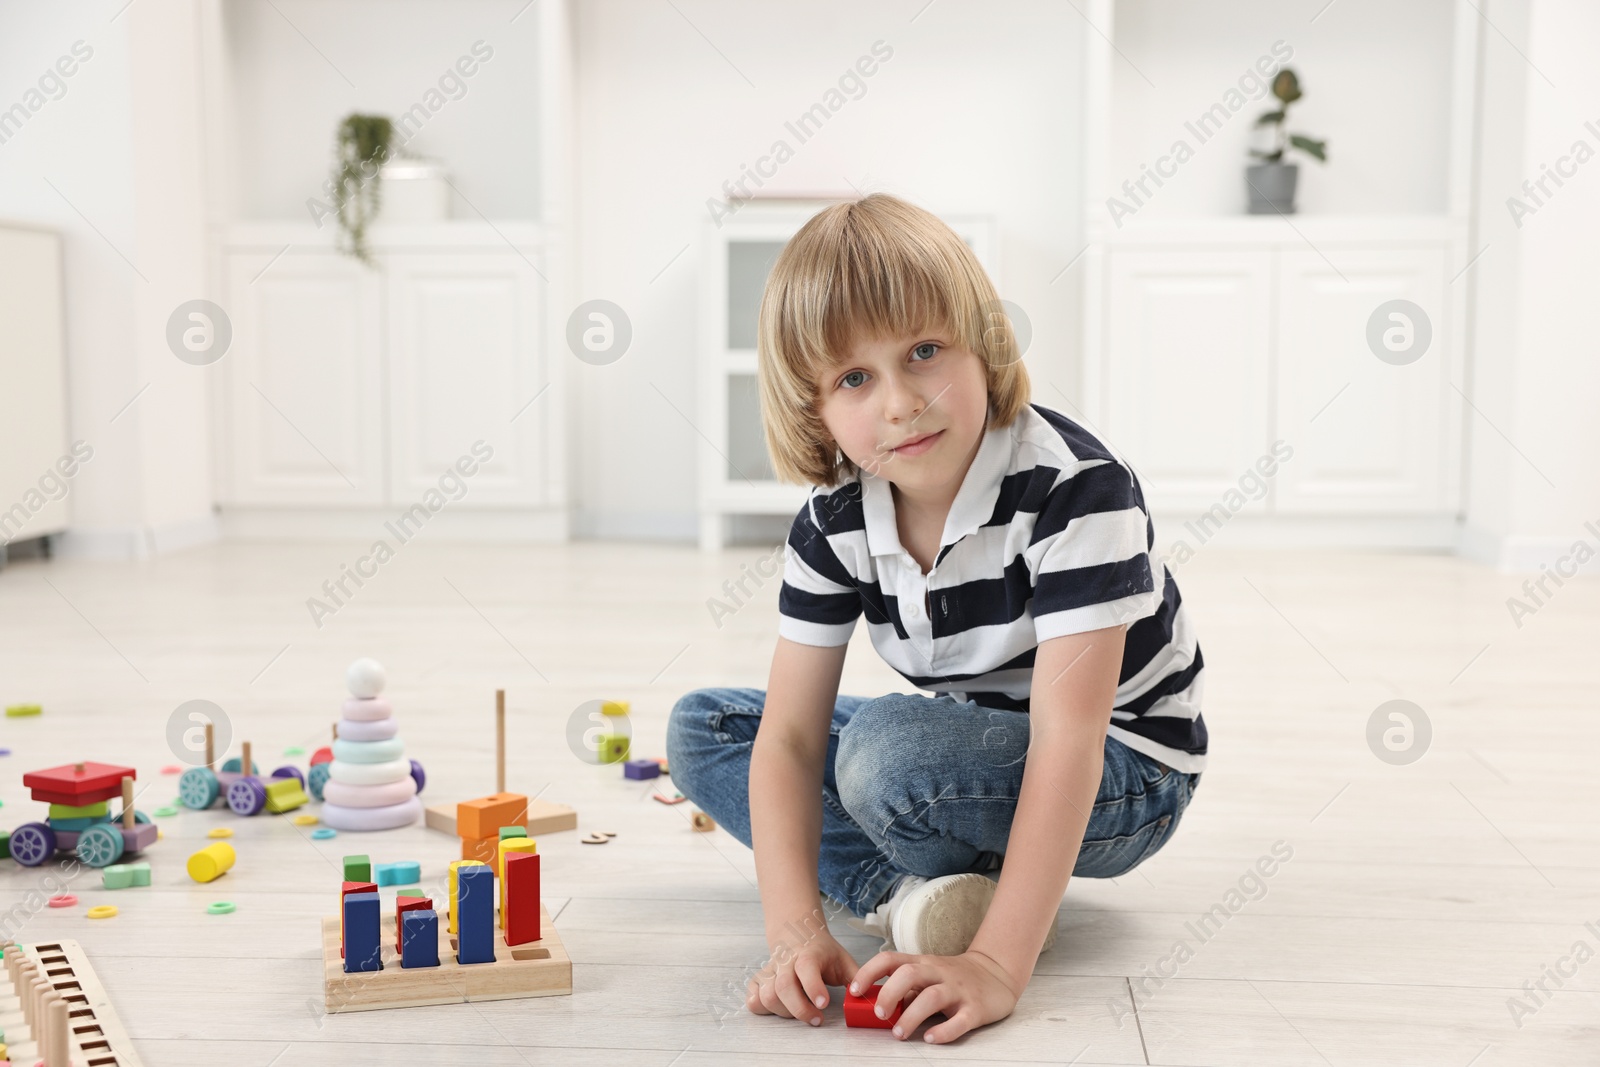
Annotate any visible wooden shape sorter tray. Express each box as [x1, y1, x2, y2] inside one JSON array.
[[320, 903, 572, 1012], [2, 938, 146, 1066]]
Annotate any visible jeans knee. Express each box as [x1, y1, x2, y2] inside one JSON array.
[[835, 696, 902, 823], [665, 688, 720, 788]]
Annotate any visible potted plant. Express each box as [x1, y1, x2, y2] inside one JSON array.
[[332, 113, 394, 264], [1247, 68, 1327, 214]]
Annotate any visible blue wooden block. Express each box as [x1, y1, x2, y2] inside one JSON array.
[[375, 860, 422, 887], [623, 758, 660, 780], [401, 909, 440, 968], [342, 891, 383, 973], [456, 864, 495, 965]]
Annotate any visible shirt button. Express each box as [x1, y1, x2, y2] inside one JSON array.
[[905, 601, 919, 619]]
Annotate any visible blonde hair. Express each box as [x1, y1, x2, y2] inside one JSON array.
[[756, 193, 1031, 487]]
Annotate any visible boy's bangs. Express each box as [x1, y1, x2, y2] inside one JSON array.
[[783, 220, 969, 381]]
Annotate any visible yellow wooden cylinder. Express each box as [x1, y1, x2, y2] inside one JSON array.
[[187, 841, 236, 883]]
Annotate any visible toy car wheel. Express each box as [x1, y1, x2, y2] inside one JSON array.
[[9, 822, 56, 867], [271, 765, 306, 788], [179, 767, 220, 809], [220, 756, 260, 775], [307, 761, 331, 802], [133, 809, 152, 824], [409, 759, 426, 796], [76, 823, 126, 868], [227, 775, 268, 816]]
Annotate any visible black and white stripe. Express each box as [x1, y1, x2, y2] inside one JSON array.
[[778, 402, 1208, 772]]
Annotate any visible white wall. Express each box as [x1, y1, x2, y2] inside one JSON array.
[[571, 0, 1089, 540], [1461, 0, 1600, 572], [0, 0, 213, 557], [1108, 0, 1457, 219], [222, 0, 543, 221]]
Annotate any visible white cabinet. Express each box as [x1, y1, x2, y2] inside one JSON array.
[[1106, 249, 1272, 511], [1274, 248, 1448, 512], [1100, 234, 1458, 519], [219, 227, 552, 514], [0, 224, 70, 554], [223, 251, 384, 504], [385, 254, 545, 505]]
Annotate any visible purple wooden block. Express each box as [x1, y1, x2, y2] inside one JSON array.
[[623, 759, 660, 780]]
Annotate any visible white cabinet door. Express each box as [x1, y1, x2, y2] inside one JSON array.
[[223, 251, 384, 504], [1274, 247, 1449, 512], [385, 253, 544, 505], [1106, 249, 1273, 511]]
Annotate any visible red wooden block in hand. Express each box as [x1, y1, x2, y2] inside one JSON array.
[[844, 984, 904, 1029]]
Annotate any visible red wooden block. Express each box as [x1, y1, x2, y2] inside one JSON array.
[[23, 762, 137, 806], [340, 880, 377, 959], [844, 984, 904, 1029], [395, 894, 432, 952], [503, 851, 541, 946]]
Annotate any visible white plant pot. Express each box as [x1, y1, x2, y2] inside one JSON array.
[[378, 159, 450, 223]]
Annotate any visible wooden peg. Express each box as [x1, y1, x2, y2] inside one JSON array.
[[43, 990, 67, 1067], [205, 720, 214, 771], [242, 740, 252, 775], [496, 689, 506, 794], [122, 775, 135, 829]]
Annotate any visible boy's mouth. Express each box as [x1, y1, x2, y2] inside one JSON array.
[[889, 429, 942, 456]]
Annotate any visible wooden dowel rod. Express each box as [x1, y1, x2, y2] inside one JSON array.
[[122, 775, 135, 829], [496, 689, 506, 794]]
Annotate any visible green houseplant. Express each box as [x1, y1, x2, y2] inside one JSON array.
[[1247, 69, 1327, 214], [332, 113, 394, 263]]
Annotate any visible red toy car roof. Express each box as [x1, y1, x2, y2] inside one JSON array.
[[22, 762, 137, 805]]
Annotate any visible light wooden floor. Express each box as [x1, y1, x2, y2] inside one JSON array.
[[0, 540, 1595, 1066]]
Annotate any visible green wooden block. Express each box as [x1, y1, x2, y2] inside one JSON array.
[[4, 704, 41, 717], [343, 854, 371, 883], [391, 886, 423, 899], [263, 778, 308, 813], [103, 864, 135, 889], [1, 829, 10, 860], [597, 733, 630, 764], [498, 825, 528, 841], [128, 861, 151, 886], [49, 800, 110, 820]]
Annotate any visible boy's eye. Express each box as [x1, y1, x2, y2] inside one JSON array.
[[912, 342, 940, 360], [839, 370, 867, 389]]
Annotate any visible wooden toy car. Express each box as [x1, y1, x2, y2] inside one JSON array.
[[8, 763, 157, 869], [178, 727, 308, 815]]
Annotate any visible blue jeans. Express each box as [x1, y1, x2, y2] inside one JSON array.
[[666, 687, 1201, 919]]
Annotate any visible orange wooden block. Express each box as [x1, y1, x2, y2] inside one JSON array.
[[461, 834, 500, 863], [457, 793, 528, 840]]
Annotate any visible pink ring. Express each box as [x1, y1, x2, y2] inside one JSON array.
[[321, 796, 422, 831], [322, 776, 417, 808], [341, 697, 393, 722], [48, 894, 78, 908]]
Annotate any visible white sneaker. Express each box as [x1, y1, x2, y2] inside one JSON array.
[[847, 872, 1058, 955]]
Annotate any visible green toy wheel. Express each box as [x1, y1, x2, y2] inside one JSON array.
[[76, 823, 126, 868], [178, 767, 220, 809]]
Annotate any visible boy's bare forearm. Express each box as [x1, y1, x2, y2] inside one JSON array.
[[749, 731, 834, 946]]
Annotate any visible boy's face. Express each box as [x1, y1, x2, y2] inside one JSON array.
[[812, 326, 989, 506]]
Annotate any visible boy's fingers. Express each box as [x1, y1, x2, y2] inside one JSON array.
[[875, 961, 932, 1018], [795, 955, 829, 1011], [776, 969, 818, 1023], [849, 950, 908, 995], [890, 984, 952, 1040]]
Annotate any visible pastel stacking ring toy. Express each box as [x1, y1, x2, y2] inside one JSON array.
[[319, 658, 424, 831]]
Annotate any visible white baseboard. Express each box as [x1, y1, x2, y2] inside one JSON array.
[[54, 513, 221, 561], [1457, 520, 1600, 574], [217, 506, 571, 542]]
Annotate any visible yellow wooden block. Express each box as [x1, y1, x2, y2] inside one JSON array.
[[497, 838, 538, 927], [448, 859, 487, 935]]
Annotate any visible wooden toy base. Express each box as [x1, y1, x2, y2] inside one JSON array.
[[1, 938, 146, 1066], [423, 797, 578, 837], [320, 903, 572, 1012]]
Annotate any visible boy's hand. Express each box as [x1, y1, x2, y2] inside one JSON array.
[[747, 930, 859, 1025], [849, 949, 1022, 1043]]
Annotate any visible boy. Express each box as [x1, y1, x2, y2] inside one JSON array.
[[666, 193, 1206, 1044]]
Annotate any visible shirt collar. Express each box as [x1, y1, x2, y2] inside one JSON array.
[[858, 416, 1017, 561]]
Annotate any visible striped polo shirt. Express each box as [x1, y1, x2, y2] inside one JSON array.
[[777, 402, 1207, 773]]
